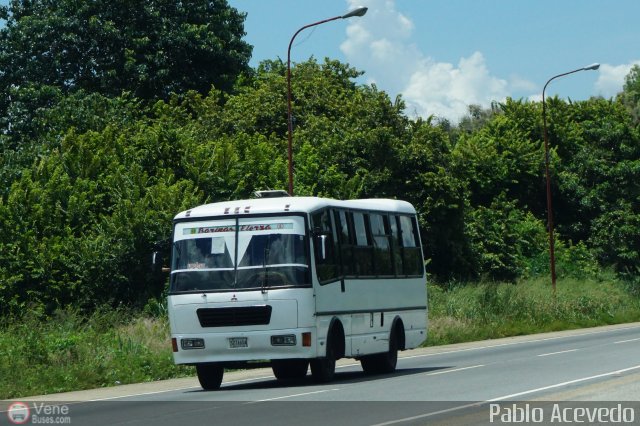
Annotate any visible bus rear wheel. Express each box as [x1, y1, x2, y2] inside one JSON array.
[[361, 328, 398, 375], [272, 359, 309, 380], [196, 363, 224, 390]]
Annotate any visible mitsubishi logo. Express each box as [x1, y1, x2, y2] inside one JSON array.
[[231, 294, 237, 301]]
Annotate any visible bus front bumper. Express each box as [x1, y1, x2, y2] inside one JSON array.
[[171, 327, 318, 365]]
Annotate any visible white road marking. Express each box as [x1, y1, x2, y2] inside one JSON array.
[[400, 324, 640, 361], [248, 388, 339, 403], [88, 386, 201, 402], [487, 364, 640, 401], [88, 375, 274, 401], [537, 348, 579, 357], [614, 337, 640, 344], [371, 402, 483, 426], [371, 364, 640, 425], [21, 323, 640, 403], [426, 364, 485, 375]]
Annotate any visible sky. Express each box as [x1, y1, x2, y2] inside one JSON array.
[[228, 0, 640, 122], [1, 0, 638, 123]]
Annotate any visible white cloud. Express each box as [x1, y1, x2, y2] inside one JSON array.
[[594, 61, 640, 98], [509, 75, 538, 93], [340, 0, 421, 95], [402, 52, 508, 122], [341, 0, 508, 123], [528, 93, 543, 103]]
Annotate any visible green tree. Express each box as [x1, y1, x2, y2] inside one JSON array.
[[451, 99, 543, 210], [552, 98, 640, 248], [220, 58, 408, 199], [0, 120, 204, 314], [618, 64, 640, 125], [395, 118, 471, 280], [465, 195, 547, 281], [0, 0, 252, 132], [0, 91, 145, 199]]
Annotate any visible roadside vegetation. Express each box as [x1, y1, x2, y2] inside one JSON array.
[[0, 305, 192, 399], [1, 0, 640, 400], [2, 273, 639, 399], [427, 275, 640, 346]]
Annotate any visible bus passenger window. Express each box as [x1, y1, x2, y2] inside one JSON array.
[[312, 210, 339, 283], [390, 216, 403, 275], [353, 212, 373, 276], [370, 214, 393, 276], [335, 210, 354, 276], [400, 215, 424, 276]]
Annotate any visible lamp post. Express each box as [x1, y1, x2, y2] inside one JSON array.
[[542, 63, 599, 294], [286, 7, 368, 196]]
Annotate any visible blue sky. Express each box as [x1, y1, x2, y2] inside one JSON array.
[[228, 0, 640, 121], [2, 1, 638, 122]]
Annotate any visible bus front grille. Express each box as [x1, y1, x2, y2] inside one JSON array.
[[196, 306, 272, 327]]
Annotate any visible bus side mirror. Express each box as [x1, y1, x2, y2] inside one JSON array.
[[152, 251, 170, 274]]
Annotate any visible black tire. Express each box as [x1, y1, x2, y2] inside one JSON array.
[[360, 327, 398, 375], [310, 336, 336, 383], [360, 354, 380, 374], [196, 363, 224, 390], [272, 359, 309, 380]]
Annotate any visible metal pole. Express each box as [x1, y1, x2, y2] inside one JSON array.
[[541, 63, 599, 295], [286, 8, 368, 196]]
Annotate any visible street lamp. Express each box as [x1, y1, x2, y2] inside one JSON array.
[[286, 7, 368, 196], [542, 63, 599, 294]]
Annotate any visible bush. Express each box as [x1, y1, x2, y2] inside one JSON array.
[[426, 276, 640, 346], [0, 307, 191, 399]]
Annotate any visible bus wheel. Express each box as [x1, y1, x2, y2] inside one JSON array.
[[272, 359, 309, 380], [361, 328, 398, 375], [196, 363, 224, 390], [311, 338, 336, 383]]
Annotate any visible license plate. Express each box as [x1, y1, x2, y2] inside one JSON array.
[[228, 337, 248, 348]]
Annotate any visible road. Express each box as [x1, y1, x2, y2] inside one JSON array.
[[7, 323, 640, 425]]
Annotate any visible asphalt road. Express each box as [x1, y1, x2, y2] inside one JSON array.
[[8, 323, 640, 425]]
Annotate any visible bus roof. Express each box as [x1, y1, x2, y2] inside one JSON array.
[[174, 197, 417, 220]]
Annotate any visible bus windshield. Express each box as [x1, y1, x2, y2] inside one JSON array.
[[170, 216, 310, 292]]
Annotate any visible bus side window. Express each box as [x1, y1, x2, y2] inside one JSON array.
[[390, 215, 404, 275], [312, 210, 339, 283], [370, 213, 393, 276], [353, 212, 374, 276], [400, 215, 424, 276], [335, 210, 354, 276]]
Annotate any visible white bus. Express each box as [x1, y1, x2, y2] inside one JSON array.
[[167, 193, 427, 390]]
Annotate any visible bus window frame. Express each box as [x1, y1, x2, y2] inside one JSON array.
[[311, 207, 425, 284]]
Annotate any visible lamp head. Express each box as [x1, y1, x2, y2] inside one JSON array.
[[342, 6, 368, 19], [583, 63, 600, 71]]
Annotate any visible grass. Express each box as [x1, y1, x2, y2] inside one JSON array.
[[1, 274, 639, 399], [0, 307, 192, 399], [426, 274, 640, 346]]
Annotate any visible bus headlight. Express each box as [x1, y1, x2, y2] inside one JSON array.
[[181, 338, 205, 349], [271, 334, 296, 346]]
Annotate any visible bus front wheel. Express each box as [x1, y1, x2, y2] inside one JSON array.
[[311, 338, 336, 382], [196, 363, 224, 390], [272, 359, 309, 380]]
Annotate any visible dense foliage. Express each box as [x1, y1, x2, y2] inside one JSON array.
[[0, 0, 251, 137], [0, 3, 639, 315]]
